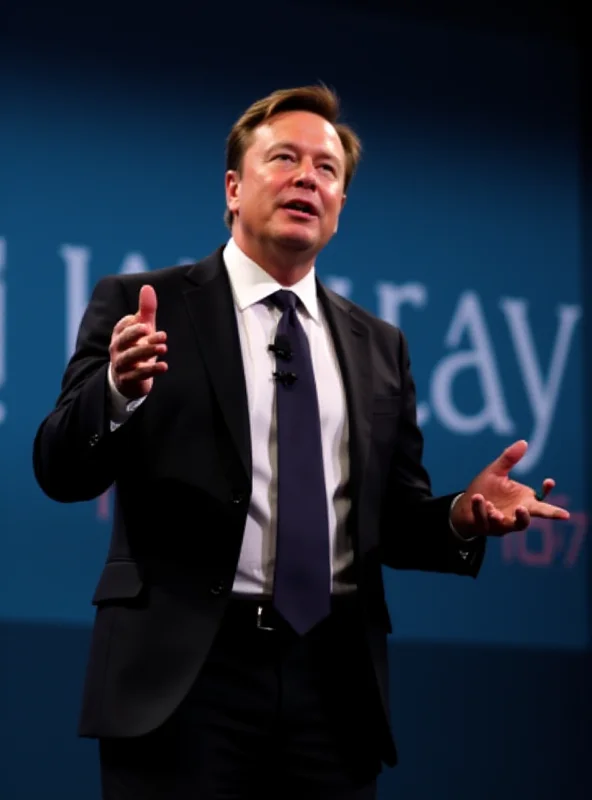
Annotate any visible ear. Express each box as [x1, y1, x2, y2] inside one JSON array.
[[225, 170, 241, 216], [334, 193, 347, 234]]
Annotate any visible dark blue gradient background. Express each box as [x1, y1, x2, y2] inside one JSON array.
[[0, 2, 589, 798]]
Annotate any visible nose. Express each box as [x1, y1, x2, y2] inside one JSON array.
[[293, 157, 317, 191]]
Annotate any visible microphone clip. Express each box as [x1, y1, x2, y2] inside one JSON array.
[[268, 335, 293, 362], [273, 370, 298, 386]]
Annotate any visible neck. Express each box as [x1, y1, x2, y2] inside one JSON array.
[[232, 231, 315, 287]]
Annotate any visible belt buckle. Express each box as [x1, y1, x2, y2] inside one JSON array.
[[256, 604, 275, 631]]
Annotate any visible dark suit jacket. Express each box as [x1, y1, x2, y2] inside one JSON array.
[[33, 247, 484, 765]]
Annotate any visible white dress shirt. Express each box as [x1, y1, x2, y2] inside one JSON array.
[[223, 238, 355, 595]]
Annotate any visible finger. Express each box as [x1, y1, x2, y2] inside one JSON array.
[[531, 500, 570, 520], [112, 314, 139, 336], [493, 439, 528, 476], [482, 501, 508, 535], [120, 330, 167, 349], [533, 479, 556, 501], [541, 478, 555, 497], [118, 361, 168, 383], [513, 505, 530, 531], [146, 330, 167, 344], [114, 323, 151, 350], [138, 284, 158, 327], [485, 502, 505, 523], [115, 327, 166, 352], [471, 494, 489, 532], [113, 343, 167, 374]]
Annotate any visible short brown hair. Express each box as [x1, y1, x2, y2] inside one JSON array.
[[224, 84, 362, 228]]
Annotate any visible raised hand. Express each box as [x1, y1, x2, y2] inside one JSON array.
[[450, 439, 570, 539], [108, 284, 168, 400]]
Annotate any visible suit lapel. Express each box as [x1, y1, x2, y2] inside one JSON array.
[[317, 282, 373, 503], [182, 249, 252, 485], [179, 254, 373, 499]]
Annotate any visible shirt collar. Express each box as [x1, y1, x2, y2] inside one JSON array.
[[222, 237, 320, 322]]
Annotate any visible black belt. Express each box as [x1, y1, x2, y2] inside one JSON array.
[[227, 593, 359, 633]]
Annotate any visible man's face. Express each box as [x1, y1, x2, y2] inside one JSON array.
[[226, 110, 347, 260]]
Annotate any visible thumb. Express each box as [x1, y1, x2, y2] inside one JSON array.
[[493, 439, 528, 476], [137, 284, 157, 327]]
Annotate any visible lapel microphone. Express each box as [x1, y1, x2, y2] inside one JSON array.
[[268, 334, 293, 361], [273, 370, 298, 386], [269, 334, 297, 385]]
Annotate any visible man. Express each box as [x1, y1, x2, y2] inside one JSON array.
[[33, 85, 569, 800]]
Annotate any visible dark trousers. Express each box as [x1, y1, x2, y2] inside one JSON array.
[[99, 595, 383, 799]]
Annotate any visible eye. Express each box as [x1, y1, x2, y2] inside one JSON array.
[[320, 163, 337, 175], [273, 153, 294, 162]]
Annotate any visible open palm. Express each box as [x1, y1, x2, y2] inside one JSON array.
[[450, 440, 570, 538]]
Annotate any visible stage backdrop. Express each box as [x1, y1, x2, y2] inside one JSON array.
[[0, 2, 588, 799]]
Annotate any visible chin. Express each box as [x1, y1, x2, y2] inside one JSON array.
[[273, 228, 317, 252]]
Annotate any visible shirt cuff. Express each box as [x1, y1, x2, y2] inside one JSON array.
[[449, 493, 478, 542], [107, 365, 146, 430]]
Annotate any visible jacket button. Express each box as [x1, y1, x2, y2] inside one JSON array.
[[89, 433, 100, 447], [231, 492, 246, 505], [210, 581, 225, 596]]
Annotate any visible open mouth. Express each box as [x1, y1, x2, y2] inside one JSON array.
[[282, 200, 318, 218]]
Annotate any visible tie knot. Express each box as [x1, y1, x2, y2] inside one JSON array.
[[270, 289, 298, 313]]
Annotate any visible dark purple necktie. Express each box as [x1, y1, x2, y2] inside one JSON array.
[[269, 290, 331, 635]]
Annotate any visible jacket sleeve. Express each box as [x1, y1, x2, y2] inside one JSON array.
[[379, 330, 485, 576], [33, 274, 142, 503]]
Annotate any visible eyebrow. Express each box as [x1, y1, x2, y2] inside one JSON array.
[[267, 141, 341, 165]]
